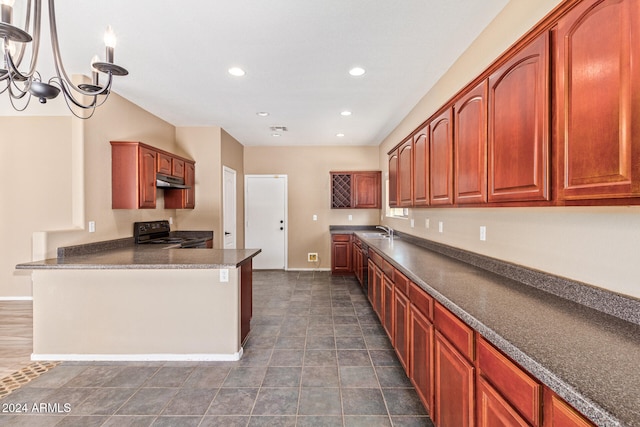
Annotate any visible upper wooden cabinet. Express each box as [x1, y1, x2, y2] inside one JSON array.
[[488, 32, 550, 203], [388, 151, 399, 207], [455, 80, 488, 204], [330, 171, 381, 209], [555, 0, 640, 201], [413, 125, 430, 206], [112, 141, 195, 210], [430, 107, 454, 205], [398, 138, 413, 207], [111, 142, 157, 209]]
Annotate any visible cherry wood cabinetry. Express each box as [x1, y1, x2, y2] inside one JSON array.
[[488, 32, 550, 203], [165, 160, 195, 209], [393, 283, 410, 372], [409, 281, 434, 413], [434, 302, 475, 427], [331, 234, 352, 275], [477, 376, 530, 427], [455, 80, 488, 204], [331, 171, 381, 209], [383, 275, 395, 342], [555, 0, 640, 202], [111, 142, 157, 209], [398, 138, 413, 207], [543, 389, 595, 427], [352, 237, 365, 287], [240, 260, 253, 344], [388, 152, 399, 207], [413, 125, 430, 206], [477, 336, 541, 426], [112, 141, 196, 210], [430, 107, 455, 205]]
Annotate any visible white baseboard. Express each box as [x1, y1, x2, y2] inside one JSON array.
[[0, 296, 33, 301], [31, 348, 243, 362], [286, 268, 331, 272]]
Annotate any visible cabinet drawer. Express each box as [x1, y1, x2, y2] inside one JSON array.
[[382, 259, 395, 281], [369, 249, 383, 267], [409, 281, 433, 320], [434, 302, 474, 361], [332, 234, 351, 242], [477, 336, 541, 426], [394, 270, 409, 295]]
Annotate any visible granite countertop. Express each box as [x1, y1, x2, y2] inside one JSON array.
[[16, 246, 261, 270], [355, 232, 640, 427]]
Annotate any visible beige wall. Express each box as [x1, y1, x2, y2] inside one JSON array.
[[377, 0, 640, 299], [1, 117, 74, 297], [244, 146, 380, 269]]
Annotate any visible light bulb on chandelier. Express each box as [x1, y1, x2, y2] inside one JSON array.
[[0, 0, 128, 118]]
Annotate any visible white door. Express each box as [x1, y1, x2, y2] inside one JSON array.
[[223, 166, 237, 249], [245, 175, 287, 269]]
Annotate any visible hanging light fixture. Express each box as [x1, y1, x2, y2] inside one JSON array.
[[0, 0, 128, 118]]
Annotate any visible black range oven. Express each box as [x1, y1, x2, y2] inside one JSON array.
[[134, 220, 208, 248]]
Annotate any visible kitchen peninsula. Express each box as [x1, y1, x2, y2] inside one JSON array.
[[16, 242, 261, 362]]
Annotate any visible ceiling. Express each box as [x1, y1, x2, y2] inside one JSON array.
[[11, 0, 510, 146]]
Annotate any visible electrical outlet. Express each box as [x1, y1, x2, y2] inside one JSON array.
[[88, 221, 96, 233], [438, 221, 443, 233], [219, 269, 229, 282], [425, 218, 430, 229], [348, 215, 353, 221], [312, 214, 317, 221], [480, 226, 487, 241], [308, 253, 318, 262], [410, 219, 415, 228]]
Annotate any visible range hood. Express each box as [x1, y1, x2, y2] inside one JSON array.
[[156, 173, 191, 189]]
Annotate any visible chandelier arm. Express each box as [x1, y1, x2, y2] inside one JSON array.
[[48, 0, 110, 97], [11, 0, 35, 69], [52, 76, 113, 111]]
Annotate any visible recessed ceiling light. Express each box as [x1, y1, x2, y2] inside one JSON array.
[[336, 133, 345, 137], [349, 67, 366, 77], [256, 112, 269, 117], [340, 111, 352, 116], [228, 67, 246, 77]]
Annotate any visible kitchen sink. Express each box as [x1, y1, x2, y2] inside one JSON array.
[[360, 232, 391, 239]]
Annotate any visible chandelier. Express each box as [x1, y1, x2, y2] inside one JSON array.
[[0, 0, 128, 118]]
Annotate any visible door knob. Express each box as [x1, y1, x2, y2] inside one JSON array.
[[225, 232, 231, 236], [280, 227, 284, 230]]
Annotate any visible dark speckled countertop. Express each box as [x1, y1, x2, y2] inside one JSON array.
[[16, 246, 261, 270], [354, 232, 640, 427]]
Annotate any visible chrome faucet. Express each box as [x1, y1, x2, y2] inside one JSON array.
[[376, 225, 394, 239]]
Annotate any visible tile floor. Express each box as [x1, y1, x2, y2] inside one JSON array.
[[0, 270, 433, 426]]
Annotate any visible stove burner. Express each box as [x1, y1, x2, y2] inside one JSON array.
[[133, 220, 207, 248]]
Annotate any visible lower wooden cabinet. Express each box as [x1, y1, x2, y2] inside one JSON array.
[[477, 376, 530, 427], [383, 275, 394, 342], [543, 389, 595, 427], [434, 330, 475, 427], [331, 234, 352, 274], [410, 299, 434, 413], [394, 287, 410, 372]]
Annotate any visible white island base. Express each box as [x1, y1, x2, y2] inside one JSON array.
[[31, 268, 247, 362]]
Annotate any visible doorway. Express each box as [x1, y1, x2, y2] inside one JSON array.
[[245, 175, 287, 269], [223, 166, 237, 249]]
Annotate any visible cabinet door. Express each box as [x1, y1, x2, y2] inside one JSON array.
[[489, 32, 550, 202], [398, 138, 413, 207], [353, 172, 381, 208], [543, 389, 595, 427], [388, 150, 399, 207], [435, 330, 475, 427], [410, 302, 433, 413], [184, 161, 195, 208], [331, 235, 352, 274], [555, 0, 640, 200], [456, 80, 488, 204], [367, 260, 375, 305], [413, 124, 430, 206], [172, 157, 185, 178], [157, 152, 172, 175], [138, 146, 157, 209], [373, 264, 384, 320], [394, 288, 410, 373], [430, 107, 454, 205], [477, 376, 530, 427], [383, 275, 394, 342]]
